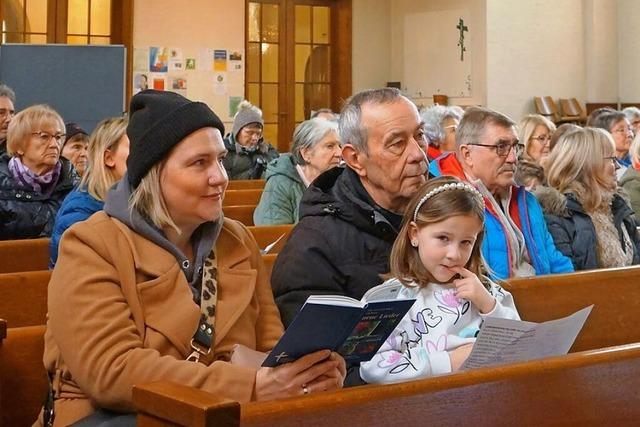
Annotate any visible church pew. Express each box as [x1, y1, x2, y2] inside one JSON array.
[[224, 205, 256, 226], [135, 343, 640, 426], [227, 179, 265, 190], [223, 189, 263, 207], [0, 237, 49, 273], [503, 265, 640, 352], [246, 224, 293, 253], [0, 319, 48, 427], [0, 270, 51, 328]]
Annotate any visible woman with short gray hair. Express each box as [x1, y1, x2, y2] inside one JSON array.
[[419, 105, 463, 161], [254, 118, 340, 225]]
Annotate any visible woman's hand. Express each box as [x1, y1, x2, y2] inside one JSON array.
[[451, 267, 495, 314], [448, 343, 474, 371], [254, 350, 345, 401]]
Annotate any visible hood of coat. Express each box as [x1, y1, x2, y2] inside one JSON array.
[[264, 153, 302, 183], [298, 166, 400, 241], [619, 166, 640, 187], [534, 184, 633, 220]]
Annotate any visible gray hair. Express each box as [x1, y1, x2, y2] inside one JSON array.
[[310, 108, 336, 120], [291, 118, 339, 165], [456, 107, 516, 149], [590, 110, 626, 132], [339, 87, 404, 153], [0, 84, 16, 103], [420, 105, 463, 147], [623, 107, 640, 122]]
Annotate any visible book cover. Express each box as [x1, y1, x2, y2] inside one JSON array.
[[262, 282, 415, 367]]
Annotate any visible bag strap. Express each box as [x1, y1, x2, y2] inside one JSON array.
[[187, 248, 218, 364]]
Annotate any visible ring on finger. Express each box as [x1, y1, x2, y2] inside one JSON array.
[[302, 383, 310, 395]]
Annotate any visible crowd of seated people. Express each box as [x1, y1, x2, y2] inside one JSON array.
[[3, 82, 640, 425]]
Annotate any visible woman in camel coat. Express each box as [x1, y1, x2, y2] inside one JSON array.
[[40, 90, 345, 426]]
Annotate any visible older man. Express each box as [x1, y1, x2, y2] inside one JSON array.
[[0, 84, 16, 155], [429, 107, 573, 280], [271, 88, 428, 326]]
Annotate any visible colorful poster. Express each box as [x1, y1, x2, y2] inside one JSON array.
[[229, 50, 243, 73], [185, 58, 196, 70], [133, 73, 149, 94], [153, 77, 165, 90], [229, 96, 243, 118], [149, 47, 169, 72], [133, 48, 149, 72], [213, 49, 227, 72]]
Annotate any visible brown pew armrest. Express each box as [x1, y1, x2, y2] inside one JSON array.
[[0, 318, 6, 340], [133, 381, 240, 426]]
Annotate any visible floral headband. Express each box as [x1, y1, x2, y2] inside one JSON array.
[[413, 182, 485, 222]]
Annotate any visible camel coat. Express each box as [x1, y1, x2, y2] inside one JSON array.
[[40, 212, 283, 426]]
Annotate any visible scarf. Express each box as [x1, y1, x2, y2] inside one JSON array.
[[8, 156, 61, 196]]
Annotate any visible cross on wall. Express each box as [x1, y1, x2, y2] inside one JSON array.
[[457, 18, 468, 61]]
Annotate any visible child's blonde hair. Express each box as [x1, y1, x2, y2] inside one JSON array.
[[387, 176, 486, 288]]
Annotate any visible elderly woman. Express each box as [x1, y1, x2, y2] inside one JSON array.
[[623, 106, 640, 136], [420, 105, 463, 161], [0, 105, 76, 240], [514, 115, 557, 190], [590, 110, 634, 176], [222, 100, 279, 180], [61, 122, 89, 176], [620, 133, 640, 217], [253, 118, 340, 225], [49, 117, 129, 267], [40, 91, 345, 426], [535, 127, 640, 271]]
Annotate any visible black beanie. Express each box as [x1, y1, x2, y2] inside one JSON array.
[[126, 90, 225, 188]]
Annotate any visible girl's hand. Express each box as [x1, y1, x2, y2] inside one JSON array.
[[451, 267, 495, 314], [254, 350, 344, 401]]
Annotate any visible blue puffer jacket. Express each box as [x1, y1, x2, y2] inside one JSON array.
[[430, 152, 574, 280], [49, 188, 104, 268]]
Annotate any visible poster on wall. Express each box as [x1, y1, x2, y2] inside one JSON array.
[[133, 73, 149, 94], [229, 50, 243, 73], [170, 75, 187, 97], [213, 72, 227, 95], [213, 49, 227, 72], [186, 58, 196, 70], [150, 47, 169, 72], [133, 48, 149, 72], [152, 75, 166, 91], [169, 48, 184, 71]]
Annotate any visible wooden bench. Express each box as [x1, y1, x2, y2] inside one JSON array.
[[227, 180, 265, 190], [0, 319, 48, 427], [224, 205, 256, 226], [0, 270, 51, 328], [0, 238, 49, 273], [223, 189, 263, 207], [504, 265, 640, 352], [246, 224, 293, 253], [135, 343, 640, 426]]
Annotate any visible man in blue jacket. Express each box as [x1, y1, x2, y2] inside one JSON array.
[[430, 107, 573, 280]]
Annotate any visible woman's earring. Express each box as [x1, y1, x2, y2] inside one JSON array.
[[411, 241, 418, 248]]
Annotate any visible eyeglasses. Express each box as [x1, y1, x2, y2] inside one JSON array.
[[444, 124, 457, 132], [530, 134, 552, 143], [0, 108, 15, 119], [467, 141, 523, 157], [612, 126, 633, 134], [31, 131, 66, 144]]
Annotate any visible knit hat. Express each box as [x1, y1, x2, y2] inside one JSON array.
[[63, 122, 88, 147], [231, 100, 264, 139], [126, 90, 225, 188]]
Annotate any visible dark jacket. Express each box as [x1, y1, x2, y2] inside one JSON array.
[[0, 154, 76, 240], [49, 188, 104, 268], [620, 166, 640, 218], [222, 134, 279, 180], [253, 154, 306, 225], [271, 166, 401, 327], [534, 186, 640, 270]]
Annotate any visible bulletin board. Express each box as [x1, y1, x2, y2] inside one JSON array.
[[0, 44, 125, 133], [403, 10, 472, 100]]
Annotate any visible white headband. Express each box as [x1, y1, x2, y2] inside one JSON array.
[[413, 182, 485, 222]]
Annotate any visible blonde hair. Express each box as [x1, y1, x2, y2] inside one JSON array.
[[81, 117, 128, 201], [129, 162, 180, 233], [388, 176, 486, 288], [518, 114, 556, 161], [6, 104, 65, 156], [546, 127, 617, 211]]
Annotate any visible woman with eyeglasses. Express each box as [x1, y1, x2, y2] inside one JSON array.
[[534, 127, 640, 271], [515, 115, 556, 190], [0, 105, 77, 240], [590, 109, 634, 179]]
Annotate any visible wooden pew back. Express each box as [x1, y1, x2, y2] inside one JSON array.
[[227, 180, 265, 190], [135, 343, 640, 426], [0, 319, 48, 427], [0, 271, 51, 328], [246, 224, 293, 253], [504, 266, 640, 352], [223, 189, 263, 207], [0, 238, 49, 273], [224, 205, 256, 226]]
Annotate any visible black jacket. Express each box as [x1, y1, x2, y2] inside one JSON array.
[[222, 134, 279, 180], [271, 166, 402, 327], [0, 154, 76, 240], [534, 186, 640, 270]]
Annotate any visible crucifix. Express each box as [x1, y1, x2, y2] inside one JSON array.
[[456, 18, 468, 61]]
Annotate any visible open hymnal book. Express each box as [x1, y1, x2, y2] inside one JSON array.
[[262, 281, 416, 367], [461, 305, 593, 370]]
